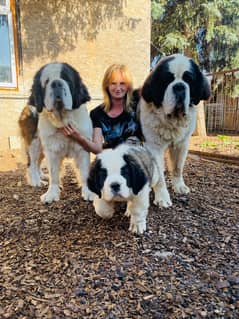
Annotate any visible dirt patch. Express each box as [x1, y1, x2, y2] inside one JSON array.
[[189, 135, 239, 158], [0, 157, 238, 318], [0, 150, 23, 172], [1, 136, 239, 172]]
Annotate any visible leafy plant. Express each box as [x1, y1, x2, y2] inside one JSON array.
[[151, 0, 239, 72], [217, 135, 230, 141], [200, 141, 219, 148], [199, 136, 239, 149]]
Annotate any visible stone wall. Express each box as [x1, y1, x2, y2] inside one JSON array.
[[0, 0, 150, 150]]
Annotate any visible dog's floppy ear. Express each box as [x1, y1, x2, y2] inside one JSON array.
[[142, 73, 166, 107], [122, 154, 147, 195], [141, 75, 153, 103], [142, 55, 175, 106], [73, 71, 91, 108], [87, 159, 107, 198], [130, 88, 141, 111], [141, 69, 173, 107], [200, 74, 211, 101], [30, 70, 44, 112], [61, 63, 91, 108], [190, 60, 211, 105]]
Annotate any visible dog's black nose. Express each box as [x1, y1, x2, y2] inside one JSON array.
[[51, 80, 63, 89], [173, 83, 185, 94], [173, 83, 186, 106], [111, 182, 120, 193]]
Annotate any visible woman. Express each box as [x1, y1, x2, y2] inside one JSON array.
[[59, 64, 143, 154]]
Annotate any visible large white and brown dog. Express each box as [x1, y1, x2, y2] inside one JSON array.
[[87, 143, 159, 234], [18, 62, 94, 203], [139, 54, 211, 207]]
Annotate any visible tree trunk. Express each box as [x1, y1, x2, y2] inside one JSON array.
[[193, 101, 207, 136]]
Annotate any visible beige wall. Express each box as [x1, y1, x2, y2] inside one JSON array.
[[0, 0, 151, 150]]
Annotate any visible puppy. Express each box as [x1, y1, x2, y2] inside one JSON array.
[[87, 143, 159, 234], [139, 54, 211, 207], [18, 62, 94, 203]]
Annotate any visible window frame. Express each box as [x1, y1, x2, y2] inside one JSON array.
[[0, 0, 17, 89]]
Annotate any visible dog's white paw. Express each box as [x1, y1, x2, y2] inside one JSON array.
[[95, 208, 114, 219], [41, 187, 60, 204], [30, 179, 43, 187], [154, 190, 172, 208], [124, 209, 131, 217], [94, 198, 114, 219], [173, 182, 190, 194], [81, 186, 95, 201], [129, 220, 146, 234], [154, 198, 172, 208], [28, 173, 44, 187]]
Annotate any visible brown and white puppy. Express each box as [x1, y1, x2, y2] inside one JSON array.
[[139, 54, 211, 207], [19, 62, 94, 203], [87, 143, 160, 234]]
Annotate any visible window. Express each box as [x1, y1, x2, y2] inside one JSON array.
[[0, 0, 17, 88]]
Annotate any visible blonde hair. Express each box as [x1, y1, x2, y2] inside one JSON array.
[[102, 64, 133, 112]]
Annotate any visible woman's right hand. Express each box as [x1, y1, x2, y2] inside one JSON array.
[[58, 124, 80, 140], [58, 125, 103, 154]]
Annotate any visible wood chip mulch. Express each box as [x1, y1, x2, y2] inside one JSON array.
[[0, 158, 238, 319]]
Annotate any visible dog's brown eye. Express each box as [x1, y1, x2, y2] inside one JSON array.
[[183, 72, 194, 83], [45, 78, 49, 86], [164, 72, 175, 83]]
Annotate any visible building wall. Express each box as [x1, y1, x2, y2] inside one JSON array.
[[0, 0, 151, 150]]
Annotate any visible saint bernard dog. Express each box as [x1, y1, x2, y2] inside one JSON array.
[[139, 54, 211, 207], [87, 143, 160, 234], [18, 62, 94, 203]]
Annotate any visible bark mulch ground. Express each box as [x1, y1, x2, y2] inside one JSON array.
[[0, 156, 238, 318]]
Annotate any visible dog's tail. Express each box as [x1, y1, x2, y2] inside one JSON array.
[[18, 104, 39, 165], [18, 104, 38, 146]]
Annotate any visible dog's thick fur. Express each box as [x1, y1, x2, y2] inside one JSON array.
[[18, 62, 94, 203], [87, 143, 159, 234], [139, 54, 211, 207]]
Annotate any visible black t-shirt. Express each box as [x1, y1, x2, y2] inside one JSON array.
[[90, 104, 143, 149]]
